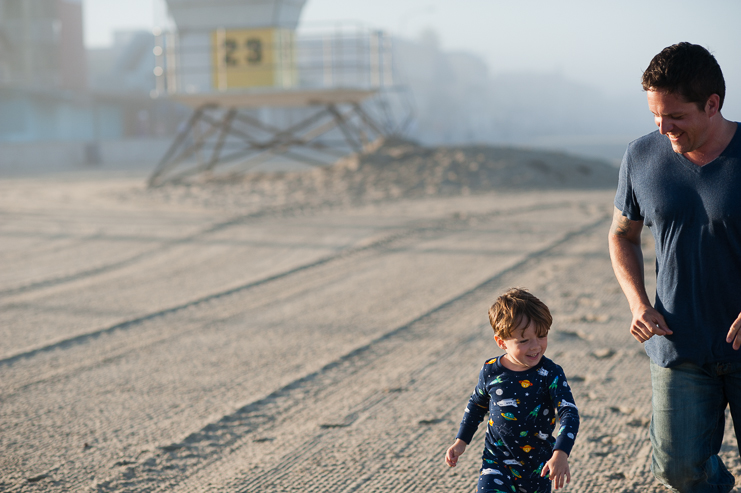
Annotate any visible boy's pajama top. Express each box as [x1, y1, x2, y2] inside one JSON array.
[[456, 356, 579, 493]]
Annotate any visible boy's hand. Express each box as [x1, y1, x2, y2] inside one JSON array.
[[445, 439, 467, 467], [541, 449, 570, 489]]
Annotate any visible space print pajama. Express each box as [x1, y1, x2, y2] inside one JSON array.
[[456, 356, 580, 493]]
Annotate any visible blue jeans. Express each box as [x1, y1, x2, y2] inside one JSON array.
[[650, 360, 741, 493]]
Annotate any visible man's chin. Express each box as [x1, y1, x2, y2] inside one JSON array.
[[670, 143, 688, 154]]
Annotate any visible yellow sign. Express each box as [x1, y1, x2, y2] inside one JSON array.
[[212, 28, 296, 90]]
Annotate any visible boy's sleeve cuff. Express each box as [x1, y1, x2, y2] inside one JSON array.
[[553, 439, 574, 456], [456, 428, 475, 445]]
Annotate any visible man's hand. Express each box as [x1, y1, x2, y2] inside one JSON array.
[[541, 449, 570, 490], [726, 312, 741, 350], [631, 304, 672, 343], [445, 439, 467, 467], [608, 207, 667, 345]]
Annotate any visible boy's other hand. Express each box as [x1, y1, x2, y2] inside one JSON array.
[[445, 439, 467, 467], [541, 449, 570, 489]]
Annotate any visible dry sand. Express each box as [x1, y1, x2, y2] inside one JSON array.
[[1, 143, 740, 492]]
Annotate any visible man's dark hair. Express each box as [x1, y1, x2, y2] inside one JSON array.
[[642, 42, 726, 111]]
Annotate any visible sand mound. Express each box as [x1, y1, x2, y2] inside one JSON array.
[[133, 138, 618, 211], [332, 136, 618, 193]]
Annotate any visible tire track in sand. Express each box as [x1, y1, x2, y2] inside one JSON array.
[[0, 200, 571, 299], [0, 209, 280, 298], [0, 200, 575, 370]]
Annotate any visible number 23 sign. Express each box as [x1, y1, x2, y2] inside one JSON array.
[[212, 28, 282, 88]]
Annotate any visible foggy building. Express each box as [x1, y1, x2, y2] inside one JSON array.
[[0, 0, 182, 148], [87, 31, 157, 94], [0, 0, 86, 90], [0, 0, 93, 142]]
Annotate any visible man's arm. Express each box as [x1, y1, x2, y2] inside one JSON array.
[[607, 206, 672, 342]]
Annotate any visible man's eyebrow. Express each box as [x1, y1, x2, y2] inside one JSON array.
[[652, 110, 685, 117]]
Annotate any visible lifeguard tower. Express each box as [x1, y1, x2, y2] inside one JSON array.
[[148, 0, 409, 186]]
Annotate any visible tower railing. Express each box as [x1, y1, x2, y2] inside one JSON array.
[[152, 24, 395, 96], [147, 23, 413, 187]]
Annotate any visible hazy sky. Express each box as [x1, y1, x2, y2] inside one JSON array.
[[83, 0, 741, 100]]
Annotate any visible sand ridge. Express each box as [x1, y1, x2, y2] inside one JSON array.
[[130, 138, 619, 212]]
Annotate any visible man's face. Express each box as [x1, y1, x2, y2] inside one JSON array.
[[647, 90, 712, 155], [647, 91, 710, 154]]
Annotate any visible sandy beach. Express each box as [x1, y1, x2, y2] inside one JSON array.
[[1, 143, 740, 492]]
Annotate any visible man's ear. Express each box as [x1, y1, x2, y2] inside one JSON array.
[[494, 335, 508, 350], [705, 94, 721, 117]]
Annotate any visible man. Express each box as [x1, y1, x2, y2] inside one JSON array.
[[609, 42, 741, 492]]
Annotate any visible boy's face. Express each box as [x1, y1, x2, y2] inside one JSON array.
[[494, 319, 548, 371]]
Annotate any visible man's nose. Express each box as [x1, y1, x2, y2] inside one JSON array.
[[657, 118, 673, 134]]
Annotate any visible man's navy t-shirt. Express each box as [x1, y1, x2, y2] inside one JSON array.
[[614, 125, 741, 367]]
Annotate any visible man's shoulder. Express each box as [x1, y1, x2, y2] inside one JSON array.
[[626, 130, 666, 158], [724, 121, 741, 158], [620, 131, 675, 184]]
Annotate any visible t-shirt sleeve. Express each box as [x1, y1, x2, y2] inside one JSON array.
[[549, 365, 580, 455], [455, 362, 490, 444], [614, 146, 644, 222]]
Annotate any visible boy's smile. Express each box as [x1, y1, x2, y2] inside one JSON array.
[[494, 319, 548, 371]]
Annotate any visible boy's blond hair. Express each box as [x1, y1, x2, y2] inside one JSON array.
[[488, 288, 552, 339]]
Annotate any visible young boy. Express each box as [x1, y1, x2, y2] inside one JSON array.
[[445, 288, 579, 492]]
